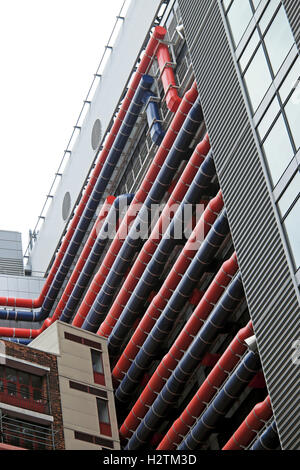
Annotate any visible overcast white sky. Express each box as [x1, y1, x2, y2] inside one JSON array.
[[0, 0, 125, 251]]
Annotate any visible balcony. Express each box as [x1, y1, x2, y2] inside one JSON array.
[[0, 413, 56, 450], [0, 382, 49, 415]]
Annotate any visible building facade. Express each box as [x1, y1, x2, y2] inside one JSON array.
[[0, 0, 299, 451]]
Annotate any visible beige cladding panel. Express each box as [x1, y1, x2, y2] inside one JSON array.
[[63, 428, 101, 450]]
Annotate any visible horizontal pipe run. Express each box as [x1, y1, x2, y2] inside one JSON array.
[[119, 253, 241, 441], [115, 209, 231, 404], [0, 26, 167, 311], [157, 319, 253, 449], [81, 95, 204, 333], [72, 82, 199, 329], [222, 395, 273, 450], [107, 149, 216, 358], [177, 350, 262, 450], [0, 75, 154, 325], [98, 133, 210, 341], [250, 421, 280, 450], [113, 189, 223, 388], [58, 194, 134, 323]]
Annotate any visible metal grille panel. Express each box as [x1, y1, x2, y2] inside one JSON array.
[[179, 0, 300, 450]]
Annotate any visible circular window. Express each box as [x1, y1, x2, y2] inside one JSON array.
[[62, 191, 71, 221], [91, 118, 102, 151]]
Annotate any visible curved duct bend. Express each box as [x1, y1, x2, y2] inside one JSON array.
[[0, 26, 167, 311], [223, 395, 273, 450], [125, 272, 247, 450], [0, 195, 130, 339], [119, 253, 241, 441], [250, 421, 280, 450], [0, 75, 154, 325], [98, 133, 211, 341], [71, 82, 199, 329], [112, 190, 223, 387], [80, 96, 204, 333], [98, 137, 211, 344], [157, 320, 254, 450], [114, 209, 231, 404], [59, 194, 134, 323], [177, 349, 262, 450]]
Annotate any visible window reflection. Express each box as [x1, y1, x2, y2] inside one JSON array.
[[279, 58, 300, 104], [259, 0, 280, 33], [227, 0, 253, 47], [257, 97, 280, 139], [278, 171, 300, 217], [264, 6, 295, 75], [283, 197, 300, 270], [244, 45, 272, 111], [285, 97, 300, 150], [239, 29, 259, 71], [262, 114, 294, 185]]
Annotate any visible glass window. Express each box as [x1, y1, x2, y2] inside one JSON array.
[[18, 371, 30, 385], [278, 171, 300, 216], [283, 197, 300, 270], [244, 45, 272, 111], [257, 96, 280, 139], [227, 0, 253, 47], [284, 97, 300, 150], [31, 375, 42, 389], [91, 349, 104, 374], [259, 0, 280, 33], [6, 367, 17, 382], [264, 6, 295, 75], [279, 58, 300, 104], [223, 0, 231, 10], [97, 398, 110, 424], [262, 114, 294, 185], [252, 0, 261, 9], [239, 29, 260, 71]]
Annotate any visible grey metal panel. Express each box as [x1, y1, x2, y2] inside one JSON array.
[[284, 0, 300, 50], [179, 0, 300, 450]]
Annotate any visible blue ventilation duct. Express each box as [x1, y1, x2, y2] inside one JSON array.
[[108, 151, 216, 358], [59, 194, 134, 323], [0, 76, 154, 323], [250, 421, 280, 450], [142, 90, 165, 145], [177, 350, 261, 450], [127, 347, 260, 450], [115, 209, 231, 403], [81, 96, 204, 332]]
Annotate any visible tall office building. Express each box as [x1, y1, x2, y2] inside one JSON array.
[[0, 0, 299, 450]]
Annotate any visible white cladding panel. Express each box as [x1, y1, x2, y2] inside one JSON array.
[[29, 0, 162, 276]]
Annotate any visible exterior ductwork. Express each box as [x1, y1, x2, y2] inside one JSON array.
[[177, 350, 262, 450], [81, 95, 204, 333], [250, 421, 280, 450], [0, 26, 167, 311], [112, 189, 223, 384], [107, 152, 217, 358], [124, 272, 247, 449], [115, 210, 232, 405], [100, 137, 212, 344], [119, 253, 242, 441], [223, 395, 273, 450], [71, 81, 199, 329], [0, 75, 155, 324]]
